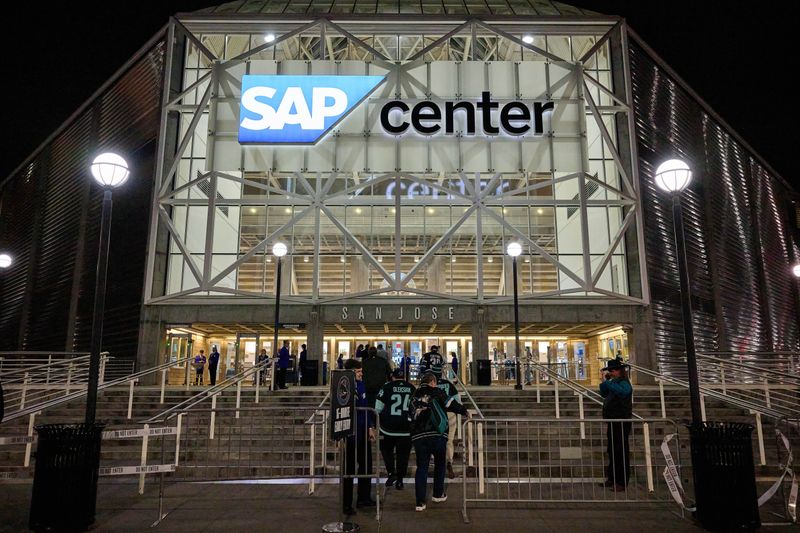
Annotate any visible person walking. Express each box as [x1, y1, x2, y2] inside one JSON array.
[[599, 358, 633, 491], [208, 346, 220, 386], [193, 350, 206, 385], [299, 343, 308, 384], [277, 340, 290, 390], [436, 373, 461, 479], [256, 349, 269, 385], [342, 359, 376, 515], [399, 353, 412, 382], [376, 343, 392, 368], [410, 372, 470, 511], [449, 352, 459, 381], [420, 345, 444, 379], [363, 346, 392, 408], [375, 368, 415, 490]]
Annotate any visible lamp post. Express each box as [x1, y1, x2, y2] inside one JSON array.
[[507, 241, 523, 391], [0, 253, 12, 269], [272, 241, 287, 390], [85, 153, 130, 425], [654, 158, 702, 426]]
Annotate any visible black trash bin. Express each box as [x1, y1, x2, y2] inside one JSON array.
[[29, 423, 105, 532], [475, 360, 492, 386], [688, 422, 760, 531], [301, 360, 319, 386]]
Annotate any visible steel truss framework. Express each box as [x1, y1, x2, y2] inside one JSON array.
[[145, 16, 648, 307]]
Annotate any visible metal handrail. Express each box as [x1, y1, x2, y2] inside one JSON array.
[[696, 354, 800, 386], [442, 363, 484, 419], [0, 354, 92, 380], [2, 356, 192, 423], [627, 361, 788, 420], [143, 360, 275, 424]]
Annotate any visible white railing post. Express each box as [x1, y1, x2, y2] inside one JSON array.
[[255, 369, 261, 404], [210, 394, 217, 439], [535, 370, 540, 403], [160, 369, 167, 404], [457, 414, 462, 441], [578, 394, 585, 439], [20, 373, 30, 410], [321, 410, 328, 473], [99, 354, 107, 386], [46, 355, 51, 384], [763, 377, 771, 408], [65, 363, 73, 396], [700, 393, 707, 422], [236, 380, 242, 419], [309, 421, 315, 495], [754, 412, 766, 466], [24, 413, 36, 467], [185, 359, 190, 391], [643, 422, 654, 492], [554, 379, 560, 419], [719, 363, 726, 395], [127, 379, 135, 420], [659, 380, 666, 418], [175, 414, 183, 467], [139, 424, 149, 495], [467, 417, 475, 467], [477, 421, 485, 495]]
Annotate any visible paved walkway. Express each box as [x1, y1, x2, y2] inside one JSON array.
[[0, 479, 712, 532]]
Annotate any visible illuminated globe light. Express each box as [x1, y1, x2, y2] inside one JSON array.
[[272, 242, 288, 257], [522, 35, 534, 44], [90, 153, 129, 188], [264, 33, 275, 43], [0, 253, 12, 269], [654, 159, 692, 193], [507, 242, 522, 257], [793, 264, 800, 278]]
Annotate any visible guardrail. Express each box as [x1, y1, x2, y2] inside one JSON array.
[[461, 417, 682, 523]]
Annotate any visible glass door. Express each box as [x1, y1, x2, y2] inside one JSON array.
[[236, 333, 260, 374], [166, 333, 190, 365]]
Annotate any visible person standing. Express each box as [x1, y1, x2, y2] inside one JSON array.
[[277, 340, 290, 390], [193, 350, 206, 385], [363, 346, 391, 408], [256, 349, 269, 385], [410, 372, 469, 511], [299, 343, 308, 384], [436, 373, 461, 479], [599, 358, 633, 491], [337, 353, 345, 370], [399, 353, 412, 382], [449, 352, 458, 380], [208, 346, 220, 386], [375, 368, 415, 490], [355, 344, 365, 360], [342, 359, 376, 515]]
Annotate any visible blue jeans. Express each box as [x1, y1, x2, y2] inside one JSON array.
[[414, 436, 447, 505]]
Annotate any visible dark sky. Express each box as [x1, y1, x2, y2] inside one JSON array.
[[1, 1, 796, 188]]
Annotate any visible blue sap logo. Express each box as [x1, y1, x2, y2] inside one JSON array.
[[239, 75, 385, 144]]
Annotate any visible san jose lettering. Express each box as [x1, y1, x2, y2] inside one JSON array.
[[380, 92, 554, 136], [341, 306, 454, 321]]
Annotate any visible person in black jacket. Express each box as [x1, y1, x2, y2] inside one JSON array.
[[362, 346, 391, 408], [410, 371, 470, 511], [599, 358, 633, 491], [375, 368, 415, 490]]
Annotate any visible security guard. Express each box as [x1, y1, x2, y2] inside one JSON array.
[[375, 368, 416, 489]]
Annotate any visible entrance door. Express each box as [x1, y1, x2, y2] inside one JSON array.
[[235, 333, 260, 375], [166, 333, 190, 365]]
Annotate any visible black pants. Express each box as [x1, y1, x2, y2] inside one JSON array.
[[276, 368, 287, 389], [343, 434, 372, 510], [195, 369, 203, 385], [380, 434, 412, 479], [606, 421, 632, 486], [208, 364, 218, 386]]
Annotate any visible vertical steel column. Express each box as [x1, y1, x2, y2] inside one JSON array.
[[672, 194, 702, 425], [86, 189, 113, 425]]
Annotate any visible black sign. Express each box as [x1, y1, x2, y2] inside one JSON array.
[[330, 370, 356, 441]]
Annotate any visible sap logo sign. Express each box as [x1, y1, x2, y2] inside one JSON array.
[[239, 75, 385, 144]]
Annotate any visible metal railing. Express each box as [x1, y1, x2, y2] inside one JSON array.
[[0, 352, 90, 375], [461, 417, 682, 523], [659, 351, 800, 380]]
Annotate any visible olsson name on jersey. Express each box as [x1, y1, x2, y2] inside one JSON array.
[[239, 75, 385, 144]]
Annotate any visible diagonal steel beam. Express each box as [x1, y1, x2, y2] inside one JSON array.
[[591, 207, 637, 287], [161, 170, 210, 201], [211, 171, 310, 202], [583, 71, 629, 110], [323, 19, 393, 67], [158, 205, 203, 286], [405, 20, 472, 65], [173, 17, 217, 62], [225, 19, 323, 68], [496, 172, 582, 199], [578, 21, 621, 64], [324, 172, 394, 201], [473, 20, 565, 63], [167, 70, 213, 109]]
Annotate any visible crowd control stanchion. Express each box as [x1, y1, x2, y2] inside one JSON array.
[[322, 440, 359, 533]]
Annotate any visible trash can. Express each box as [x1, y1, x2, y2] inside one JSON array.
[[301, 360, 319, 386], [688, 422, 760, 531], [29, 423, 105, 532], [474, 360, 492, 386]]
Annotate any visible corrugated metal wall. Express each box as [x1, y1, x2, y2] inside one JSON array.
[[0, 41, 165, 361], [630, 39, 800, 372]]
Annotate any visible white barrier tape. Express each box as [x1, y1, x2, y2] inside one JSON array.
[[757, 429, 793, 508], [660, 433, 684, 492], [663, 465, 696, 512], [102, 427, 177, 440], [99, 464, 176, 476], [0, 436, 35, 445]]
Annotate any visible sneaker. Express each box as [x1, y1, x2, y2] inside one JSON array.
[[395, 480, 404, 490], [432, 494, 448, 503], [415, 503, 426, 512], [385, 474, 397, 487], [447, 462, 455, 479]]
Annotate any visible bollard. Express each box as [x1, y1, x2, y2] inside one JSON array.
[[160, 369, 167, 404], [127, 379, 135, 419], [139, 424, 149, 495]]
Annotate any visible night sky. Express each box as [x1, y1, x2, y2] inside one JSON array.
[[1, 1, 796, 189]]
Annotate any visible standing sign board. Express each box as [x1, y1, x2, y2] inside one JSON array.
[[330, 370, 356, 441]]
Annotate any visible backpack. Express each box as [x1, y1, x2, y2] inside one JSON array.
[[409, 388, 448, 437]]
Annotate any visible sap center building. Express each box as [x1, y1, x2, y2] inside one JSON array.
[[1, 0, 798, 386]]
